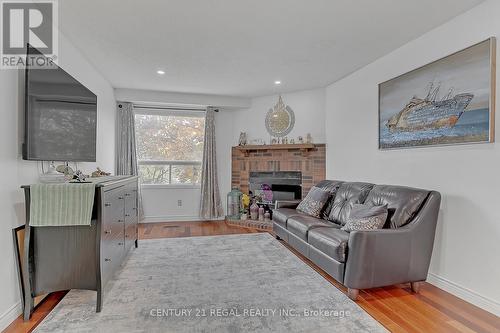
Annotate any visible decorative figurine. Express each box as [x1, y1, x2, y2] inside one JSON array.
[[91, 167, 111, 178], [56, 163, 74, 178], [306, 133, 313, 143], [238, 132, 247, 146], [290, 138, 295, 144], [298, 136, 304, 144], [72, 170, 88, 182]]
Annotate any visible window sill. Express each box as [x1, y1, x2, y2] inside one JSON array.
[[141, 184, 201, 190]]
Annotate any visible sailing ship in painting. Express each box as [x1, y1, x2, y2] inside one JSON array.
[[386, 82, 474, 132], [378, 38, 494, 149]]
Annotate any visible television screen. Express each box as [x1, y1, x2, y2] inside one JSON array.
[[23, 46, 97, 162]]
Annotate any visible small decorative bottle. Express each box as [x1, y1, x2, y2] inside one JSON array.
[[250, 200, 259, 220], [264, 211, 271, 222], [258, 207, 265, 221]]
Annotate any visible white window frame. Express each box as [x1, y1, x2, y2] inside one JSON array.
[[134, 107, 205, 189]]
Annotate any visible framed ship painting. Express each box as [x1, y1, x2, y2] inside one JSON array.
[[379, 38, 496, 149]]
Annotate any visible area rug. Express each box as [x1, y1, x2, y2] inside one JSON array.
[[34, 233, 387, 332]]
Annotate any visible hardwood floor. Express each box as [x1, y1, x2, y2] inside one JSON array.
[[5, 221, 499, 333], [3, 291, 68, 333]]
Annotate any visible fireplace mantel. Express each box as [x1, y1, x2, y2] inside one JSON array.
[[231, 143, 326, 197], [234, 143, 315, 157]]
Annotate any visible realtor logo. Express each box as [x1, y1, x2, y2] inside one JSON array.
[[1, 0, 58, 68]]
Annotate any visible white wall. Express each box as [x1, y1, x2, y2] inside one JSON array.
[[141, 186, 201, 222], [0, 32, 116, 330], [325, 0, 500, 315], [231, 88, 326, 144]]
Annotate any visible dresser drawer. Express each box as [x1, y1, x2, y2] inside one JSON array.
[[124, 198, 137, 222], [102, 220, 124, 241], [101, 233, 125, 284], [103, 195, 124, 221], [124, 186, 137, 219]]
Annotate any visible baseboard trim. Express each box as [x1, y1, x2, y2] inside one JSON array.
[[141, 215, 224, 223], [427, 272, 500, 316], [0, 301, 21, 331]]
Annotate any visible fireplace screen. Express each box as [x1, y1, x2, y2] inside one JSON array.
[[249, 171, 302, 204]]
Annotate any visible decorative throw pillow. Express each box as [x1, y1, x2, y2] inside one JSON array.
[[341, 204, 388, 232], [296, 187, 331, 218]]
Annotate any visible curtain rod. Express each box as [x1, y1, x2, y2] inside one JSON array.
[[132, 105, 219, 112]]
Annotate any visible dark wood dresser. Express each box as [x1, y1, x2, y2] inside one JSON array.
[[21, 176, 139, 320]]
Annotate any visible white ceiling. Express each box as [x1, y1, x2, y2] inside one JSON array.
[[59, 0, 484, 98]]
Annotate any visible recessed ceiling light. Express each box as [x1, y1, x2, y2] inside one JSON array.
[[157, 70, 165, 75], [274, 80, 281, 85]]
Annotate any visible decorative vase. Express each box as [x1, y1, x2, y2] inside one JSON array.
[[250, 201, 259, 220], [226, 187, 242, 220], [258, 207, 265, 221]]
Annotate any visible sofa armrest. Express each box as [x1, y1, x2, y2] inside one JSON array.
[[274, 200, 301, 209], [343, 191, 441, 289]]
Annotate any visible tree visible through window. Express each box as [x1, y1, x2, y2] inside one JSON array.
[[134, 110, 205, 185]]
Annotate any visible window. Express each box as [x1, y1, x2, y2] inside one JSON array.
[[134, 109, 205, 186]]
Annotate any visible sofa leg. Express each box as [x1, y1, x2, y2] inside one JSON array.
[[410, 281, 422, 293], [347, 288, 359, 301]]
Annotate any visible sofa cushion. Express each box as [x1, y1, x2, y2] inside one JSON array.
[[341, 204, 388, 232], [296, 187, 331, 218], [308, 227, 350, 263], [287, 215, 334, 241], [272, 208, 305, 228], [364, 185, 429, 228], [328, 182, 374, 225], [313, 180, 344, 220]]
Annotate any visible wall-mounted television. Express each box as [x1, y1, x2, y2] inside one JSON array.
[[23, 45, 97, 162]]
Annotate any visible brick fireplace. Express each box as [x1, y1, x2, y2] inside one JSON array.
[[231, 144, 326, 198]]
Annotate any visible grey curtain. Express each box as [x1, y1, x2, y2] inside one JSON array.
[[116, 102, 144, 220], [200, 107, 223, 219]]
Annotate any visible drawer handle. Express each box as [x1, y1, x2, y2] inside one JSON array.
[[105, 258, 112, 262], [105, 203, 111, 207], [118, 219, 124, 222], [125, 193, 131, 197], [118, 242, 124, 246], [118, 196, 124, 200], [132, 207, 137, 211], [125, 214, 130, 217], [105, 230, 111, 234]]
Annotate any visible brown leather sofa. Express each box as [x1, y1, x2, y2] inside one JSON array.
[[272, 180, 441, 300]]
